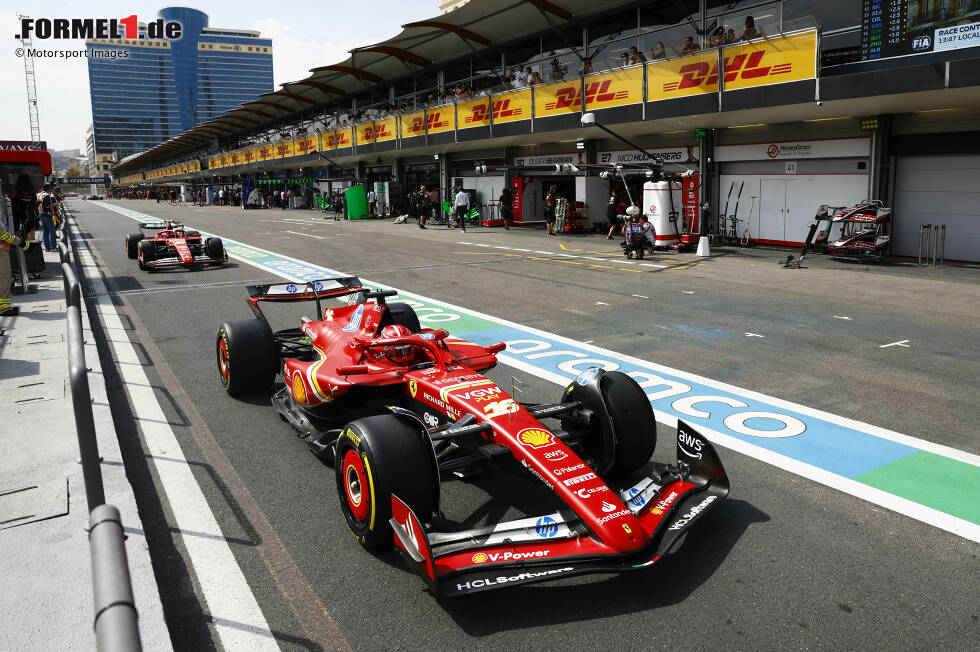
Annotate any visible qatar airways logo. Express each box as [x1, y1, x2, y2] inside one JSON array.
[[15, 16, 182, 40]]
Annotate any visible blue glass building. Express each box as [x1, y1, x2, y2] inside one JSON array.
[[86, 7, 273, 158]]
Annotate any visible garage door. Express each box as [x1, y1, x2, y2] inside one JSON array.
[[894, 155, 980, 262]]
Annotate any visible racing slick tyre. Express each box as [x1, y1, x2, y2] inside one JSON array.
[[561, 369, 657, 479], [387, 303, 420, 333], [206, 236, 225, 265], [137, 240, 155, 270], [335, 415, 437, 549], [216, 319, 278, 396], [125, 232, 143, 259]]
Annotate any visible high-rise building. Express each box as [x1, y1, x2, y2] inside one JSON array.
[[86, 7, 273, 158]]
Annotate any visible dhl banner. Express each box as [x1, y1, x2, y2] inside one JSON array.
[[220, 154, 229, 167], [335, 128, 352, 149], [490, 90, 531, 124], [258, 145, 274, 161], [458, 98, 490, 129], [295, 136, 317, 155], [242, 150, 255, 164], [534, 67, 643, 117], [375, 118, 397, 142], [230, 152, 241, 166], [321, 132, 337, 150], [356, 123, 376, 146], [425, 107, 454, 134], [276, 140, 294, 158], [647, 29, 817, 102], [401, 111, 426, 138]]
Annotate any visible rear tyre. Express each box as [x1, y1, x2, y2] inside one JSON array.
[[561, 370, 657, 479], [216, 319, 278, 396], [387, 303, 420, 333], [125, 232, 143, 259], [335, 415, 437, 549], [206, 236, 224, 265], [137, 240, 155, 270]]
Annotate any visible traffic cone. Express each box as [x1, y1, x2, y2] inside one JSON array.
[[696, 236, 711, 257]]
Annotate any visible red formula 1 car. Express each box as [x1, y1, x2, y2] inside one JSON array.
[[124, 220, 226, 270], [216, 277, 730, 596]]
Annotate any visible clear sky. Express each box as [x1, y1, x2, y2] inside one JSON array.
[[0, 1, 433, 152]]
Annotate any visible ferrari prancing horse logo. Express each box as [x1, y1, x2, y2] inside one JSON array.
[[409, 379, 418, 398]]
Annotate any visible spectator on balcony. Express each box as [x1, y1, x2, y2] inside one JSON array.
[[708, 26, 725, 48], [550, 59, 563, 81], [681, 36, 701, 54], [741, 15, 759, 41], [726, 28, 738, 44], [529, 71, 544, 86], [581, 58, 594, 74], [510, 71, 521, 89], [619, 52, 630, 68], [650, 42, 667, 60], [629, 46, 647, 65], [516, 64, 530, 86]]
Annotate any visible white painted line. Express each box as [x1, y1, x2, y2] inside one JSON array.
[[556, 253, 578, 258], [457, 241, 473, 245], [595, 301, 609, 306], [834, 315, 852, 320], [745, 332, 764, 338], [492, 246, 510, 250], [632, 294, 650, 299], [533, 250, 553, 255], [74, 223, 278, 650], [285, 230, 326, 240], [640, 263, 667, 268], [583, 256, 607, 261], [473, 243, 491, 247], [512, 248, 532, 252], [880, 340, 910, 348], [682, 290, 695, 294], [582, 340, 594, 344]]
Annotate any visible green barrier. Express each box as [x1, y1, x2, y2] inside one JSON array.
[[344, 185, 368, 220]]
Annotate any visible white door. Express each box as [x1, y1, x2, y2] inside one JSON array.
[[760, 179, 786, 242], [784, 178, 816, 243]]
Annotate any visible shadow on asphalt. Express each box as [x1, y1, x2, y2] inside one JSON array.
[[436, 498, 768, 635]]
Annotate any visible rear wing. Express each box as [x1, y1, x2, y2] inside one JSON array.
[[139, 221, 183, 231], [246, 277, 366, 322]]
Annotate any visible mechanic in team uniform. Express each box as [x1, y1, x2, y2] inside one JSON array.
[[0, 221, 31, 316], [498, 187, 512, 230], [452, 186, 469, 232], [544, 185, 558, 236]]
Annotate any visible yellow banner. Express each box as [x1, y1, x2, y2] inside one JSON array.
[[425, 106, 455, 134], [257, 145, 274, 162], [490, 90, 531, 124], [356, 123, 375, 145], [321, 132, 336, 150], [722, 30, 817, 91], [375, 118, 397, 142], [279, 141, 294, 158], [647, 30, 817, 101], [458, 98, 490, 129], [335, 129, 352, 149], [533, 69, 648, 117], [401, 111, 426, 138], [298, 136, 317, 154]]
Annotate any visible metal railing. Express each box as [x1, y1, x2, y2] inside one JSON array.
[[59, 205, 143, 651], [917, 223, 946, 268]]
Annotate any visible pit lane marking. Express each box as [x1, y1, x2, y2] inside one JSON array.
[[93, 202, 980, 542], [880, 340, 911, 348], [285, 230, 327, 240]]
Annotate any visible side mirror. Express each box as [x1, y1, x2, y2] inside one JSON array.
[[485, 342, 506, 354]]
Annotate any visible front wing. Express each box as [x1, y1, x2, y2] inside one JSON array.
[[391, 420, 730, 596]]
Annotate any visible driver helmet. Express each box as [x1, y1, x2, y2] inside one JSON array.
[[379, 324, 415, 364]]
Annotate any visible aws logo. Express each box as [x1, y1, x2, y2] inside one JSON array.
[[545, 80, 629, 110], [466, 100, 524, 123], [662, 51, 792, 92]]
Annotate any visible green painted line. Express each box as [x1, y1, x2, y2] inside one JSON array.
[[857, 451, 980, 525]]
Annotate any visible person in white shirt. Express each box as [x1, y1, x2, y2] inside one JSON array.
[[516, 65, 529, 86], [367, 189, 377, 217], [453, 187, 470, 232]]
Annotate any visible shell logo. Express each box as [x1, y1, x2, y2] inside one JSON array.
[[292, 373, 308, 405], [409, 379, 418, 398], [471, 552, 489, 563], [518, 428, 555, 448]]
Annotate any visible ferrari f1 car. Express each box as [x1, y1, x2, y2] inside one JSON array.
[[125, 220, 226, 270], [216, 277, 730, 596]]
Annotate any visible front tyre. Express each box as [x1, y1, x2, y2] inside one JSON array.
[[137, 239, 155, 270], [125, 232, 143, 259], [206, 236, 224, 265], [216, 319, 278, 396], [335, 415, 437, 549], [561, 369, 657, 478]]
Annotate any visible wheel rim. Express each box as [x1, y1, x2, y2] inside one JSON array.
[[342, 448, 370, 522], [217, 337, 229, 381]]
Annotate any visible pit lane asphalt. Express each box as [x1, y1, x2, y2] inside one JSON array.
[[72, 199, 979, 650]]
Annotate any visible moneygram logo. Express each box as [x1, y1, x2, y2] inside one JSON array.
[[544, 80, 629, 110], [661, 51, 792, 93], [15, 16, 182, 40]]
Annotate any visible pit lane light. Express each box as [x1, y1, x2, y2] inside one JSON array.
[[475, 163, 488, 174]]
